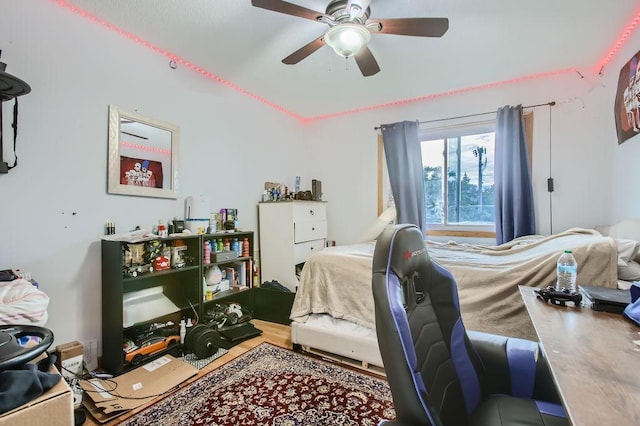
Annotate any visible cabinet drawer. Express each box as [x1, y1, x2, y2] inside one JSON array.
[[294, 239, 326, 264], [294, 220, 327, 243], [293, 203, 326, 222]]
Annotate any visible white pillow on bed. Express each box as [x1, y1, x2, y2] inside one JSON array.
[[359, 206, 396, 242], [616, 239, 640, 265], [619, 261, 640, 281], [597, 218, 640, 243], [614, 238, 640, 281]]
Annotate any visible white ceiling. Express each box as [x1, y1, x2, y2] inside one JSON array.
[[64, 0, 640, 119]]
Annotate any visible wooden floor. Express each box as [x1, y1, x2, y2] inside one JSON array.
[[83, 320, 291, 425]]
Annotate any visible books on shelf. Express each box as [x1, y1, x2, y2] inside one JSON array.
[[221, 260, 253, 289]]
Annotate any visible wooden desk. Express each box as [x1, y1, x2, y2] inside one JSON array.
[[519, 286, 640, 425]]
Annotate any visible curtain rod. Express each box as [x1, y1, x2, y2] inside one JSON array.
[[374, 101, 556, 130]]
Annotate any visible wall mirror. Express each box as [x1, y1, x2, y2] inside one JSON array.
[[108, 105, 179, 199]]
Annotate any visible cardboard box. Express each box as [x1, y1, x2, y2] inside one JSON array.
[[0, 364, 73, 426], [55, 340, 84, 380], [80, 355, 198, 423]]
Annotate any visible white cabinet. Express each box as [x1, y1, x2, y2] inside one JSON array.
[[258, 201, 327, 292]]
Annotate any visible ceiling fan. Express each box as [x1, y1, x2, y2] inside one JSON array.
[[251, 0, 449, 77]]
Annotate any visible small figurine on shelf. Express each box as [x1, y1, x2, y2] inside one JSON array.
[[145, 240, 164, 264], [153, 255, 170, 271], [170, 240, 187, 268]]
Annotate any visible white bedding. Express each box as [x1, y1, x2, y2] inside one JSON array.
[[290, 227, 618, 340], [0, 279, 49, 326]]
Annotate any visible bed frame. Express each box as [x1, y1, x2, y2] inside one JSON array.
[[291, 315, 384, 375]]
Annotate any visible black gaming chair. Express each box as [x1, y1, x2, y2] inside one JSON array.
[[373, 224, 568, 426]]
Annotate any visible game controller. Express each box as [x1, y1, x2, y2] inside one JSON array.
[[535, 286, 583, 306]]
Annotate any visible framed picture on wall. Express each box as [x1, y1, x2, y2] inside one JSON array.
[[614, 49, 640, 145], [119, 156, 164, 188]]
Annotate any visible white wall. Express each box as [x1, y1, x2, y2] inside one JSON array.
[[305, 71, 618, 244], [0, 1, 306, 352], [1, 0, 634, 356]]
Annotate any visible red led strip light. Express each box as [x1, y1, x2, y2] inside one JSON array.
[[52, 0, 306, 122], [53, 0, 640, 123], [120, 141, 171, 156], [593, 6, 640, 73]]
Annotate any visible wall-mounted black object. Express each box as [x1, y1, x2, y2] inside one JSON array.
[[0, 50, 31, 174]]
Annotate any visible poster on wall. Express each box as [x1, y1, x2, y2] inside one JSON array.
[[614, 49, 640, 144], [120, 156, 164, 188]]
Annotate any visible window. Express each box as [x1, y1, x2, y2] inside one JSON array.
[[420, 120, 496, 232], [377, 114, 532, 237]]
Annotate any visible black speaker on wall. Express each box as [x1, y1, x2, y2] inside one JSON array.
[[312, 179, 322, 201]]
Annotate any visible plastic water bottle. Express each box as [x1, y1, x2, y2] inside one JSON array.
[[556, 250, 577, 293]]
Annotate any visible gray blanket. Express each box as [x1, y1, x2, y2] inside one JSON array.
[[290, 228, 618, 340]]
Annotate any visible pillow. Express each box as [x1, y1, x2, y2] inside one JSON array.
[[359, 206, 397, 242], [619, 260, 640, 281], [597, 218, 640, 242], [616, 239, 640, 266]]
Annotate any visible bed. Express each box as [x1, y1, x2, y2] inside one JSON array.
[[290, 225, 634, 370]]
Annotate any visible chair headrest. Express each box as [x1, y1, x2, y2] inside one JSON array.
[[373, 224, 431, 282]]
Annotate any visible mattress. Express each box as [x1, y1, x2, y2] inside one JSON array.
[[290, 228, 618, 341]]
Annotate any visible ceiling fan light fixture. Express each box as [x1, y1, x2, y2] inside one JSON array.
[[324, 23, 371, 58]]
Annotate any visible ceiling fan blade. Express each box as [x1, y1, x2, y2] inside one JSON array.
[[251, 0, 326, 22], [354, 46, 380, 77], [372, 17, 449, 37], [282, 35, 326, 65]]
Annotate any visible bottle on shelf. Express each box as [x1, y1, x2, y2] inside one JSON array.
[[232, 238, 239, 256], [217, 239, 224, 252], [556, 250, 577, 293], [242, 237, 250, 257], [157, 220, 167, 238], [253, 260, 259, 287], [179, 319, 186, 344], [203, 241, 211, 264]]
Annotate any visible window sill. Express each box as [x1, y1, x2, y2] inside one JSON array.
[[426, 229, 496, 239]]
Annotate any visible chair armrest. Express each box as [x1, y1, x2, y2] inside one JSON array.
[[467, 330, 562, 404]]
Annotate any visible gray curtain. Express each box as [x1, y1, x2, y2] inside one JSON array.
[[494, 105, 535, 244], [380, 121, 427, 234]]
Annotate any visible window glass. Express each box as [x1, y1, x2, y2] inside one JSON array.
[[421, 129, 495, 227]]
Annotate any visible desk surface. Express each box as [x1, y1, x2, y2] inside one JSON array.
[[519, 286, 640, 425]]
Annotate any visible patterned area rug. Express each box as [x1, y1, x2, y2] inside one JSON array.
[[121, 342, 396, 425]]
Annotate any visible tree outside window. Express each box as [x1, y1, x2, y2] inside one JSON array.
[[422, 132, 495, 226]]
